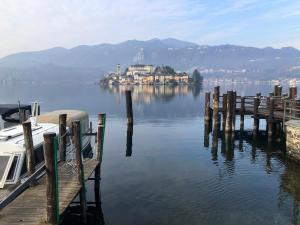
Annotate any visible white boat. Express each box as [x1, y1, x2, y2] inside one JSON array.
[[0, 109, 92, 208]]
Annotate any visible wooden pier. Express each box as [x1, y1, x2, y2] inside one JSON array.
[[205, 85, 299, 139], [0, 113, 106, 225]]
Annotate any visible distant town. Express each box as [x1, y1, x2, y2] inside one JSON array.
[[100, 64, 203, 85]]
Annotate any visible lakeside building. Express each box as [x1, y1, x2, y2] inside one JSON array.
[[126, 64, 155, 76], [102, 64, 190, 85]]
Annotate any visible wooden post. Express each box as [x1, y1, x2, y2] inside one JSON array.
[[73, 120, 82, 182], [205, 92, 211, 122], [37, 104, 40, 115], [73, 120, 87, 225], [125, 90, 133, 124], [43, 132, 58, 225], [59, 114, 67, 162], [96, 113, 106, 162], [288, 87, 297, 118], [256, 92, 261, 107], [225, 91, 233, 133], [253, 97, 260, 138], [222, 93, 227, 131], [89, 121, 93, 133], [213, 86, 220, 127], [274, 85, 282, 96], [96, 124, 104, 162], [289, 86, 297, 99], [19, 108, 26, 123], [232, 91, 237, 132], [22, 121, 37, 186], [268, 97, 275, 139], [98, 113, 106, 126], [240, 97, 245, 132], [274, 85, 279, 96], [256, 92, 261, 98]]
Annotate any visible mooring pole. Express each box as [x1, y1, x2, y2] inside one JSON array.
[[95, 114, 105, 208], [73, 120, 87, 225], [232, 91, 237, 133], [19, 108, 26, 123], [59, 114, 67, 162], [289, 86, 297, 100], [125, 90, 133, 124], [253, 97, 260, 138], [222, 93, 227, 131], [274, 85, 282, 96], [43, 132, 58, 225], [98, 113, 106, 126], [213, 86, 220, 127], [96, 113, 106, 162], [240, 97, 245, 133], [22, 121, 37, 186], [96, 124, 104, 162], [205, 92, 211, 123], [268, 97, 275, 140], [225, 91, 233, 133]]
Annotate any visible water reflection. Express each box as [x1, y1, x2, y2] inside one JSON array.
[[126, 123, 133, 157], [100, 84, 202, 104], [62, 183, 105, 225], [1, 82, 300, 224], [280, 160, 300, 225], [204, 125, 300, 224]]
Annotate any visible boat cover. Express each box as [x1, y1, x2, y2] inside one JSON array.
[[35, 109, 89, 128], [0, 104, 31, 122]]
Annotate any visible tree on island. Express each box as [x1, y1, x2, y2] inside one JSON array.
[[192, 69, 203, 83], [154, 65, 176, 75]]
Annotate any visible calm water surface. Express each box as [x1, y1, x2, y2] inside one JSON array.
[[1, 82, 300, 225]]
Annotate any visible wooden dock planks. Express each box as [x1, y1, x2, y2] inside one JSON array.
[[0, 158, 99, 225]]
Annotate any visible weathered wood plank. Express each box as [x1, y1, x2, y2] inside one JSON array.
[[0, 158, 99, 225]]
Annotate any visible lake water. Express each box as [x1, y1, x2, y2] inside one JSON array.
[[1, 82, 300, 225]]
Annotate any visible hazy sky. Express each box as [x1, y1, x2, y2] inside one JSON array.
[[1, 0, 300, 58]]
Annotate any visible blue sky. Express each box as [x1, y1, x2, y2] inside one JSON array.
[[0, 0, 300, 57]]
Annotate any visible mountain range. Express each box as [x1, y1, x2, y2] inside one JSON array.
[[1, 38, 300, 82]]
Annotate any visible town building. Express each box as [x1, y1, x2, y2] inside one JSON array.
[[126, 64, 155, 76], [102, 64, 191, 85]]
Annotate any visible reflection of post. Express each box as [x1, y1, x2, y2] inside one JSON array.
[[238, 138, 243, 151], [94, 164, 101, 208], [126, 123, 133, 157], [225, 133, 234, 161], [94, 165, 105, 225], [211, 126, 219, 160], [204, 122, 210, 148], [251, 145, 256, 163]]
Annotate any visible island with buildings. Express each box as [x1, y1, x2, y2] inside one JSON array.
[[100, 64, 203, 86]]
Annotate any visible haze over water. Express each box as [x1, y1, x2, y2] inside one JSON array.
[[1, 82, 300, 225]]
